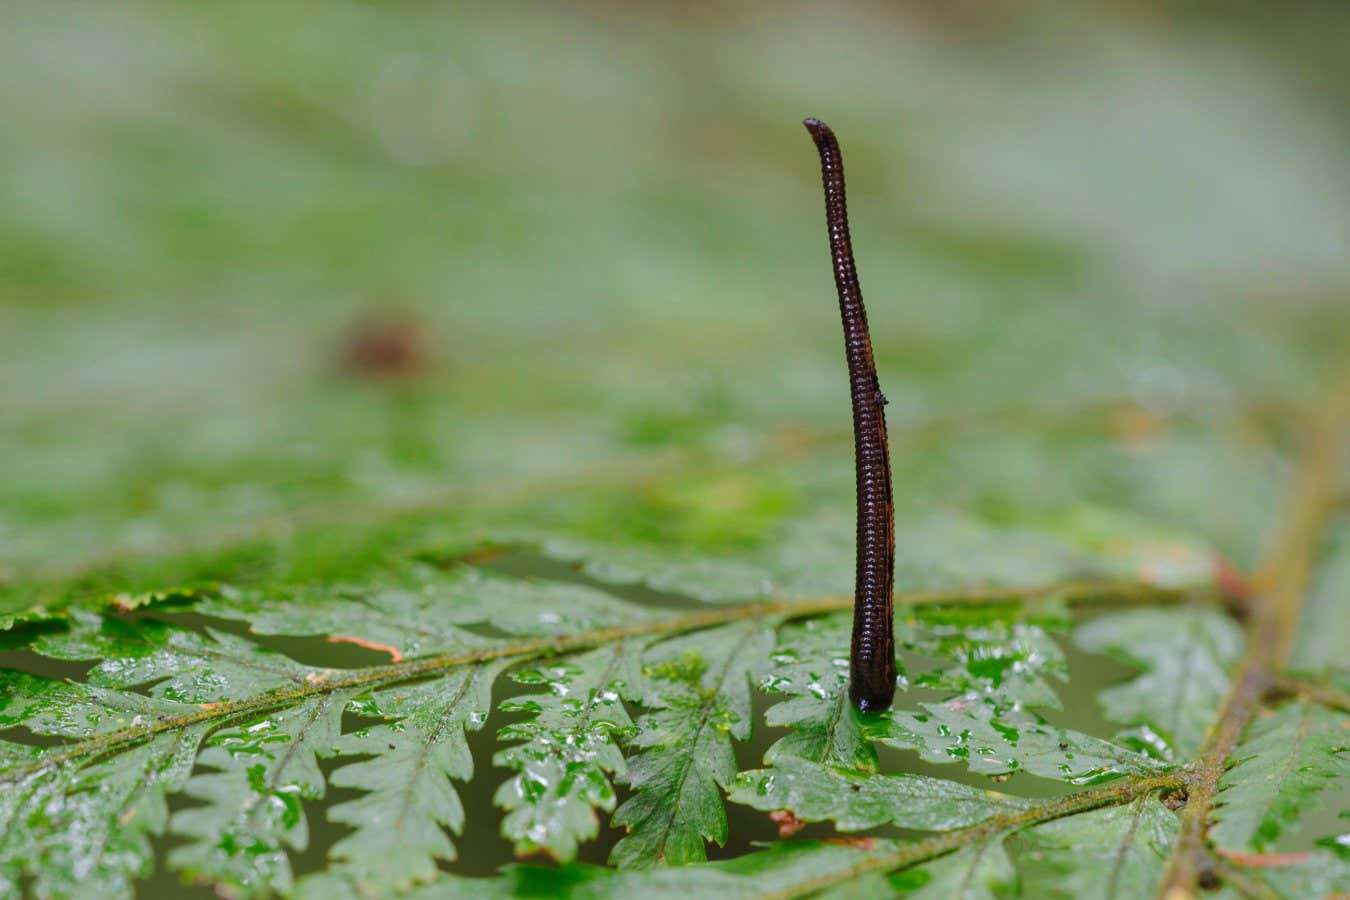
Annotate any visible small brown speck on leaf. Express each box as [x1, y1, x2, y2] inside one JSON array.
[[1213, 555, 1254, 601], [769, 810, 806, 838], [340, 313, 432, 380]]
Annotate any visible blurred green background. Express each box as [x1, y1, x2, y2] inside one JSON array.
[[4, 1, 1348, 603]]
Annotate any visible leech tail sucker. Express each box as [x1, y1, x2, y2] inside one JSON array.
[[803, 117, 897, 713]]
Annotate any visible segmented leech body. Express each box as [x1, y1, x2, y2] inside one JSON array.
[[803, 118, 897, 712]]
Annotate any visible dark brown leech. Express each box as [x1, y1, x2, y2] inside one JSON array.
[[803, 117, 897, 712]]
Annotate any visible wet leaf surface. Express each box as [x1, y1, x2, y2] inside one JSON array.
[[1, 4, 1348, 897]]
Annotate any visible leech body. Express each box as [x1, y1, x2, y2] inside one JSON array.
[[803, 117, 897, 712]]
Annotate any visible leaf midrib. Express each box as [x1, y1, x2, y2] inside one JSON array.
[[1103, 792, 1148, 899], [652, 622, 760, 863], [1162, 615, 1202, 756], [392, 671, 477, 835]]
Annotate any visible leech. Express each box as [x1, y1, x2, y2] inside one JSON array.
[[803, 117, 897, 712]]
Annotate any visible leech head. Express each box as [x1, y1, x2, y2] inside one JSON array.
[[803, 117, 898, 713]]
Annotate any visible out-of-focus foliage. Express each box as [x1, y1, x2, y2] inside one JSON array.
[[4, 0, 1346, 603]]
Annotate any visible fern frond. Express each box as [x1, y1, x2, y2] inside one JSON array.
[[1210, 700, 1349, 852], [494, 642, 644, 861], [1075, 607, 1242, 759], [610, 621, 777, 868]]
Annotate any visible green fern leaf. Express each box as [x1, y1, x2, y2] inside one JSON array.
[[891, 840, 1015, 899], [759, 613, 879, 771], [728, 755, 1028, 831], [901, 608, 1069, 709], [1006, 794, 1178, 898], [1210, 701, 1349, 852], [306, 661, 509, 894], [1292, 523, 1350, 677], [0, 727, 204, 899], [197, 567, 649, 655], [1075, 607, 1242, 759], [609, 621, 776, 867], [35, 609, 325, 701], [866, 692, 1164, 783], [494, 642, 644, 861], [169, 689, 355, 896]]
